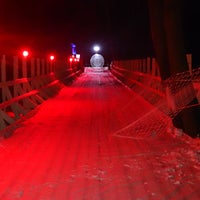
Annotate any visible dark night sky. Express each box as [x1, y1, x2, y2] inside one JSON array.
[[0, 0, 199, 64]]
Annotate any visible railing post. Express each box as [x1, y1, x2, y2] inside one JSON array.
[[36, 58, 40, 76], [49, 60, 53, 72], [13, 56, 19, 97], [186, 54, 192, 74], [22, 57, 27, 78], [1, 55, 6, 82], [140, 59, 142, 72], [31, 58, 35, 77], [136, 59, 139, 72], [142, 58, 146, 73], [147, 57, 151, 74], [13, 56, 19, 80], [152, 58, 156, 76], [41, 59, 45, 75], [47, 61, 50, 74]]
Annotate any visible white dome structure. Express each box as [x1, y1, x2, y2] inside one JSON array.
[[90, 53, 105, 68]]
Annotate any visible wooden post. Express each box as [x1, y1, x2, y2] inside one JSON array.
[[31, 58, 35, 77], [136, 60, 139, 72], [13, 56, 20, 97], [41, 59, 45, 75], [13, 56, 19, 80], [1, 55, 6, 82], [142, 58, 146, 73], [151, 58, 157, 76], [47, 61, 50, 74], [22, 58, 27, 78], [49, 60, 53, 73], [139, 59, 142, 72], [186, 54, 192, 74], [36, 58, 40, 76], [147, 57, 151, 74]]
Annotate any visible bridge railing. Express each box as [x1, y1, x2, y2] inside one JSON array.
[[0, 54, 81, 137], [110, 54, 193, 106]]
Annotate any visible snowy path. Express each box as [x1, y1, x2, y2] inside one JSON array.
[[0, 71, 200, 199]]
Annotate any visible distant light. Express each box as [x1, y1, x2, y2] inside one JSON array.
[[50, 55, 55, 61], [93, 45, 100, 52], [71, 43, 76, 55], [22, 50, 29, 57], [69, 54, 80, 63], [76, 54, 80, 59]]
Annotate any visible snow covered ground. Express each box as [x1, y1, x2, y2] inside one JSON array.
[[0, 70, 200, 199]]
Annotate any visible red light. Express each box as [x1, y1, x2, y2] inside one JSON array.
[[50, 55, 55, 61], [22, 50, 29, 57], [69, 55, 80, 63]]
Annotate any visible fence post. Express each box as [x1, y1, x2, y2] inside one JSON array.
[[147, 57, 151, 74], [152, 58, 157, 76], [22, 57, 27, 78], [37, 58, 41, 76], [31, 58, 35, 77], [142, 58, 146, 73], [47, 61, 50, 74], [1, 55, 12, 101], [13, 56, 19, 80], [41, 59, 45, 75], [186, 54, 192, 74], [13, 56, 21, 97], [1, 55, 6, 82]]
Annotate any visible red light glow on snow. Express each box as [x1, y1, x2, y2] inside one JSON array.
[[0, 70, 200, 199]]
